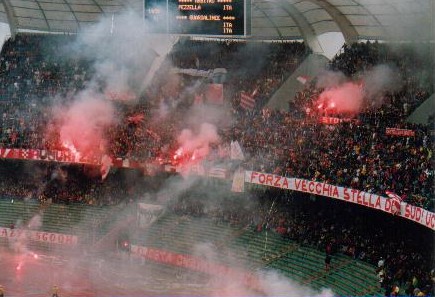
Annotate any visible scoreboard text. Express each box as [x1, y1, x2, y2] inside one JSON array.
[[145, 0, 246, 36]]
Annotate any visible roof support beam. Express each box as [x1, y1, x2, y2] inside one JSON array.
[[279, 1, 324, 54], [2, 0, 17, 37], [62, 0, 81, 33], [89, 0, 105, 14], [34, 1, 51, 32], [306, 0, 359, 43], [432, 0, 435, 92]]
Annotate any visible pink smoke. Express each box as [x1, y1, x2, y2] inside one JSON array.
[[177, 123, 220, 160], [316, 82, 364, 115], [55, 96, 116, 158]]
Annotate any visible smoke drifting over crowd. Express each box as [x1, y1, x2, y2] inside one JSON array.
[[315, 65, 401, 115], [192, 241, 334, 297], [317, 81, 364, 115], [177, 123, 220, 160], [44, 10, 175, 159], [53, 93, 116, 157], [362, 64, 401, 103], [74, 10, 160, 97]]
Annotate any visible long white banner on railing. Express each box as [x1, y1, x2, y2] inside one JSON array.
[[245, 171, 435, 231], [0, 227, 78, 245], [130, 245, 262, 292]]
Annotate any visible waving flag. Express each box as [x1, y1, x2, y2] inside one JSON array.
[[240, 92, 255, 110], [208, 166, 226, 179], [297, 75, 310, 85], [206, 84, 224, 105], [385, 190, 403, 215], [127, 113, 145, 124]]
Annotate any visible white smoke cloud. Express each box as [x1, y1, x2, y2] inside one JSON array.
[[258, 270, 334, 297], [70, 9, 177, 100], [27, 213, 43, 230], [74, 10, 159, 98], [316, 70, 347, 89], [361, 64, 401, 103], [190, 237, 335, 297]]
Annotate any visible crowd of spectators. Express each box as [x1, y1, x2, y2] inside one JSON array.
[[0, 34, 91, 150], [0, 33, 433, 296], [228, 42, 433, 210], [0, 159, 147, 206], [0, 34, 433, 212], [231, 107, 433, 209]]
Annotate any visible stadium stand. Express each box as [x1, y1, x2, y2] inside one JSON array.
[[0, 34, 432, 210], [0, 17, 433, 296]]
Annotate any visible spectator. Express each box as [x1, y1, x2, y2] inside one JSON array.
[[324, 253, 331, 272]]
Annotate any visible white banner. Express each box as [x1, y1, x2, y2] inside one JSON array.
[[0, 227, 78, 245], [231, 167, 245, 193], [137, 203, 165, 228], [230, 140, 245, 160], [245, 171, 435, 231], [172, 67, 227, 79]]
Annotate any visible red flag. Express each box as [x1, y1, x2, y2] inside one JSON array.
[[385, 190, 403, 215], [208, 166, 226, 179], [385, 128, 415, 137], [127, 113, 145, 124], [240, 92, 255, 110], [194, 94, 204, 105], [206, 84, 224, 104], [385, 190, 403, 202]]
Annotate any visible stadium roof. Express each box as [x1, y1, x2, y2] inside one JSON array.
[[0, 0, 433, 45]]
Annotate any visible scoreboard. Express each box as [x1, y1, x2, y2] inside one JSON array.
[[144, 0, 249, 36]]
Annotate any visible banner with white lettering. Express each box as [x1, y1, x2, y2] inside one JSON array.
[[0, 147, 152, 173], [245, 171, 435, 231], [0, 227, 78, 245], [0, 148, 101, 165], [385, 128, 415, 137], [319, 117, 357, 125]]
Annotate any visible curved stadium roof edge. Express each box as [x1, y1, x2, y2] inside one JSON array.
[[0, 0, 433, 50]]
